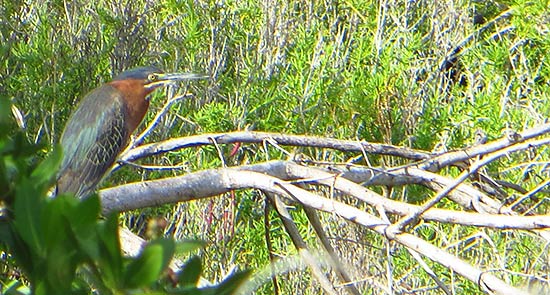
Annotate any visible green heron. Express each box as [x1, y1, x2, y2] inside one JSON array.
[[57, 66, 206, 198]]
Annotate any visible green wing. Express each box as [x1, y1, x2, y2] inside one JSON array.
[[57, 84, 129, 198]]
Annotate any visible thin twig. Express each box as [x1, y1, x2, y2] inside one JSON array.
[[405, 248, 451, 295], [269, 193, 339, 295], [263, 197, 280, 295], [303, 207, 362, 295], [209, 136, 226, 167], [510, 178, 550, 210], [118, 160, 189, 171], [133, 93, 193, 148]]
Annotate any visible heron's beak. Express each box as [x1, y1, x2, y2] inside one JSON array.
[[146, 72, 209, 90]]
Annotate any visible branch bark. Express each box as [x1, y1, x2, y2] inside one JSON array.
[[102, 125, 550, 294], [101, 161, 550, 230], [117, 131, 431, 166], [100, 163, 538, 294]]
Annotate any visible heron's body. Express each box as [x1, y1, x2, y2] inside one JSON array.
[[57, 67, 205, 198]]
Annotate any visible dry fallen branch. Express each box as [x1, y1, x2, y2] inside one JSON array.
[[117, 131, 432, 165], [302, 207, 361, 295], [340, 165, 506, 213], [413, 123, 550, 172], [101, 167, 530, 294], [104, 126, 550, 294], [102, 161, 550, 230], [268, 193, 339, 295]]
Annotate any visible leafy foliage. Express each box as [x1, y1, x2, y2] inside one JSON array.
[[0, 97, 249, 294]]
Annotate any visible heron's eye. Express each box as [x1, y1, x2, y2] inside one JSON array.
[[148, 73, 159, 82]]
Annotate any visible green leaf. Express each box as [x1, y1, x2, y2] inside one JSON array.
[[41, 196, 72, 249], [0, 218, 15, 248], [213, 270, 251, 295], [123, 238, 175, 289], [178, 256, 202, 286], [33, 281, 47, 295], [45, 241, 77, 293], [71, 193, 101, 226], [13, 178, 44, 256], [0, 97, 12, 126], [33, 196, 80, 293], [69, 194, 101, 259], [97, 213, 123, 288], [30, 146, 62, 192], [175, 240, 206, 254]]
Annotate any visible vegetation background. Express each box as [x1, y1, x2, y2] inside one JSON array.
[[2, 0, 550, 294]]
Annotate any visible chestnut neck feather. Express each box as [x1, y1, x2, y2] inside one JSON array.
[[109, 79, 154, 133]]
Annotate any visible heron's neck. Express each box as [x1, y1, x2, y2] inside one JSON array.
[[109, 79, 152, 133]]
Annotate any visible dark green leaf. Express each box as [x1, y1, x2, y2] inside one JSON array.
[[69, 194, 101, 259], [33, 281, 47, 295], [71, 193, 101, 227], [213, 270, 251, 295], [123, 238, 175, 289], [45, 242, 77, 293], [41, 196, 72, 249], [97, 213, 123, 288], [30, 146, 62, 191], [178, 256, 202, 287], [0, 217, 15, 248], [13, 178, 44, 256], [175, 240, 206, 254]]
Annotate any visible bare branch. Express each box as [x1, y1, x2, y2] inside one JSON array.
[[332, 165, 504, 213], [269, 193, 339, 295], [100, 161, 550, 231], [118, 131, 431, 166], [100, 164, 533, 294], [303, 207, 362, 295], [411, 123, 550, 172], [101, 123, 550, 293]]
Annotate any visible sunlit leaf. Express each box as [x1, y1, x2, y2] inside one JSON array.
[[175, 240, 206, 254]]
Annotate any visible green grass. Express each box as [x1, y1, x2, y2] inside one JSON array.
[[2, 0, 550, 293]]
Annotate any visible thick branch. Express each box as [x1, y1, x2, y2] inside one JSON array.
[[329, 165, 505, 214], [100, 164, 534, 294], [100, 161, 550, 230], [101, 169, 526, 294]]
